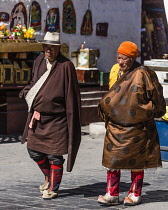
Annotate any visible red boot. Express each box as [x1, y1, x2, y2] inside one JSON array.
[[124, 170, 144, 205], [98, 170, 120, 205], [35, 157, 50, 193], [42, 164, 63, 199]]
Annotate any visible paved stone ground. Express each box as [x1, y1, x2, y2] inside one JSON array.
[[0, 126, 168, 209]]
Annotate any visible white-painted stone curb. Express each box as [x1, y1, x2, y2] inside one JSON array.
[[89, 122, 106, 136]]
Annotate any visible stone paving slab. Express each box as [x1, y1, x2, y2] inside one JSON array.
[[0, 126, 168, 209]]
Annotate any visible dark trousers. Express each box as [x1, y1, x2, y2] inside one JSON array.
[[27, 148, 64, 165]]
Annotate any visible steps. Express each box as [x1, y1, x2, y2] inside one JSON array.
[[80, 90, 107, 125]]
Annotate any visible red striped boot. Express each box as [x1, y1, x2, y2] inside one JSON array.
[[42, 164, 63, 199], [98, 170, 120, 205], [124, 170, 144, 205], [35, 157, 50, 193]]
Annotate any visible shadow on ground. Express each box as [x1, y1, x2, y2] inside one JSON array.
[[2, 181, 167, 208], [58, 182, 168, 205], [142, 190, 168, 204], [58, 181, 150, 198], [0, 135, 22, 144]]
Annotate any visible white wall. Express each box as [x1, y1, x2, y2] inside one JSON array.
[[0, 0, 142, 71], [164, 0, 168, 24]]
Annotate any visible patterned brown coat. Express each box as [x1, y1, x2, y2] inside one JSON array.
[[98, 63, 166, 170]]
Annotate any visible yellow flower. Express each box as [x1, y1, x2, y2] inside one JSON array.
[[0, 24, 6, 31], [23, 27, 35, 39]]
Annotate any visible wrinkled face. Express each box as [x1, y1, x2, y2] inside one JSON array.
[[42, 44, 60, 62], [117, 53, 134, 72]]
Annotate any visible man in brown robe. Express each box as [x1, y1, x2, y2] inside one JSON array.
[[97, 41, 166, 206], [19, 32, 81, 199]]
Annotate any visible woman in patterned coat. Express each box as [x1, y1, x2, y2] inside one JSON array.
[[98, 41, 166, 206]]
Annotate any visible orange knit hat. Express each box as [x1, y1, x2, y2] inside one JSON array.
[[117, 41, 139, 59]]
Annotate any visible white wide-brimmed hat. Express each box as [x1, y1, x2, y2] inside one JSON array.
[[38, 32, 61, 45]]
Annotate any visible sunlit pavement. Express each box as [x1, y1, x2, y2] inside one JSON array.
[[0, 126, 168, 209]]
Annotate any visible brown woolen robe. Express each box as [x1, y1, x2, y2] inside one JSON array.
[[19, 53, 81, 172], [98, 63, 166, 170]]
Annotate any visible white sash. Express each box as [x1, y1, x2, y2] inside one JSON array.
[[25, 59, 52, 112]]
